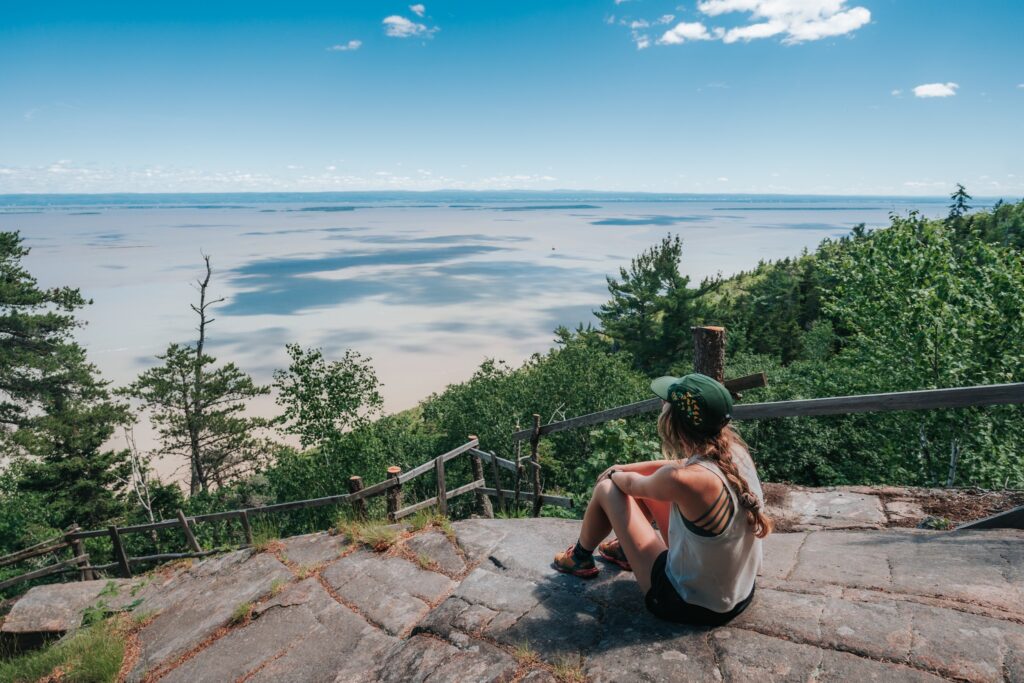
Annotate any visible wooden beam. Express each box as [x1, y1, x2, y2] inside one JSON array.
[[469, 448, 517, 473], [530, 415, 542, 517], [479, 488, 572, 509], [955, 504, 1024, 531], [732, 383, 1024, 420], [398, 438, 479, 484], [239, 510, 254, 546], [512, 382, 1024, 441], [435, 455, 448, 516], [177, 510, 202, 553], [393, 479, 486, 520], [468, 443, 494, 518], [108, 526, 132, 578], [487, 450, 506, 513], [348, 476, 367, 520], [386, 466, 403, 522], [0, 539, 67, 569], [0, 555, 89, 592], [692, 325, 726, 381]]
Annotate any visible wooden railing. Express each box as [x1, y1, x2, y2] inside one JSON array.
[[0, 436, 571, 592], [509, 325, 1024, 529]]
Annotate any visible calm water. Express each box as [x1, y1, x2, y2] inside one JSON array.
[[2, 192, 956, 463]]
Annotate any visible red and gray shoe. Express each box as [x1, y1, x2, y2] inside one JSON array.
[[553, 545, 600, 578], [597, 538, 632, 571]]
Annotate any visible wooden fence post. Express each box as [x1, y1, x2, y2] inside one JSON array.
[[64, 526, 93, 581], [108, 525, 132, 578], [386, 466, 403, 522], [488, 450, 506, 514], [530, 414, 543, 517], [468, 437, 494, 518], [348, 476, 368, 520], [692, 325, 726, 381], [176, 510, 202, 553], [240, 510, 254, 546], [435, 456, 448, 516]]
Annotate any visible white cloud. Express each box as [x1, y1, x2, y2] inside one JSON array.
[[1017, 84, 1024, 89], [891, 89, 902, 96], [694, 0, 871, 45], [658, 21, 717, 45], [409, 4, 426, 17], [327, 39, 362, 52], [913, 82, 958, 98], [657, 14, 676, 24], [383, 15, 437, 38], [630, 19, 649, 29], [634, 33, 651, 49]]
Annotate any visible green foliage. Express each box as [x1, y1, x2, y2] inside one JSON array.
[[123, 342, 273, 494], [595, 234, 719, 373], [0, 231, 131, 540], [272, 343, 384, 451]]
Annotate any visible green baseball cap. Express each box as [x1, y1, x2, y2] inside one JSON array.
[[651, 373, 733, 437]]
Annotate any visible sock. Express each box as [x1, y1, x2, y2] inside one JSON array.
[[572, 540, 594, 562]]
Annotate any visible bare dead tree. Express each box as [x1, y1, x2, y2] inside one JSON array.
[[187, 255, 224, 494]]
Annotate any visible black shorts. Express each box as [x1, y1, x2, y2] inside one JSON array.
[[644, 550, 755, 626]]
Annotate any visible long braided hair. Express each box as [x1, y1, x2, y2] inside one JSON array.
[[657, 402, 773, 538]]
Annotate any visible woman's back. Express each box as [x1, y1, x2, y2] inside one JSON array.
[[665, 444, 764, 612]]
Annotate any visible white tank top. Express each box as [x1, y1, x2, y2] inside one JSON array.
[[665, 447, 764, 612]]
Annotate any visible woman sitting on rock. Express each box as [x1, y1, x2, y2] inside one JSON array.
[[554, 373, 772, 625]]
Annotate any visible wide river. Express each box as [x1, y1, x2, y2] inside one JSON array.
[[2, 192, 957, 470]]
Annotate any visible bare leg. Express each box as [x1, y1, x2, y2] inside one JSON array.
[[578, 480, 667, 593], [636, 498, 671, 545]]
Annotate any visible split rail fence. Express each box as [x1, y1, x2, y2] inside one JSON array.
[[0, 436, 570, 592]]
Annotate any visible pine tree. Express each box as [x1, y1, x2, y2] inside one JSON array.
[[124, 257, 273, 494], [946, 183, 972, 227], [1, 231, 130, 528], [595, 234, 718, 374]]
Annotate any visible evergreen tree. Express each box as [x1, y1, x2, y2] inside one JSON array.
[[946, 183, 972, 230], [124, 257, 273, 494], [1, 231, 130, 529], [595, 235, 718, 374]]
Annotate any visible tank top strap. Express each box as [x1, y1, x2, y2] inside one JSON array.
[[689, 458, 738, 510]]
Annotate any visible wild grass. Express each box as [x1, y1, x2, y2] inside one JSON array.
[[406, 509, 455, 539], [229, 601, 253, 625], [0, 615, 130, 683], [513, 641, 541, 666], [552, 654, 587, 683], [335, 519, 398, 552], [270, 578, 287, 596], [251, 518, 281, 552]]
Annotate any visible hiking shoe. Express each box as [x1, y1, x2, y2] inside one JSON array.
[[553, 545, 599, 578], [597, 538, 632, 571]]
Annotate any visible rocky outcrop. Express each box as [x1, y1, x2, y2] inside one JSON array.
[[4, 519, 1022, 682]]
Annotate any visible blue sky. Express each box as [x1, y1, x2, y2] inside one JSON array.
[[1, 0, 1021, 196]]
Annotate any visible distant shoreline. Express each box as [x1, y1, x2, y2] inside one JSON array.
[[0, 190, 1012, 209]]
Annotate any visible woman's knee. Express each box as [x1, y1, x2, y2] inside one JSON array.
[[593, 478, 621, 501]]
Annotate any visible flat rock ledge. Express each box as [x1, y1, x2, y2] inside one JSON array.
[[4, 521, 1023, 682]]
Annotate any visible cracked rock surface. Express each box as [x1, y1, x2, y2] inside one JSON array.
[[4, 519, 1022, 682]]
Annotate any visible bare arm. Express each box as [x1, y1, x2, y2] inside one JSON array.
[[609, 465, 683, 503], [597, 459, 666, 483]]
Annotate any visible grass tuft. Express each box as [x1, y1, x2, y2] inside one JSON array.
[[513, 641, 541, 666], [229, 601, 253, 625], [552, 654, 587, 683], [0, 615, 130, 683], [251, 519, 281, 552], [336, 520, 398, 552], [270, 578, 287, 596]]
